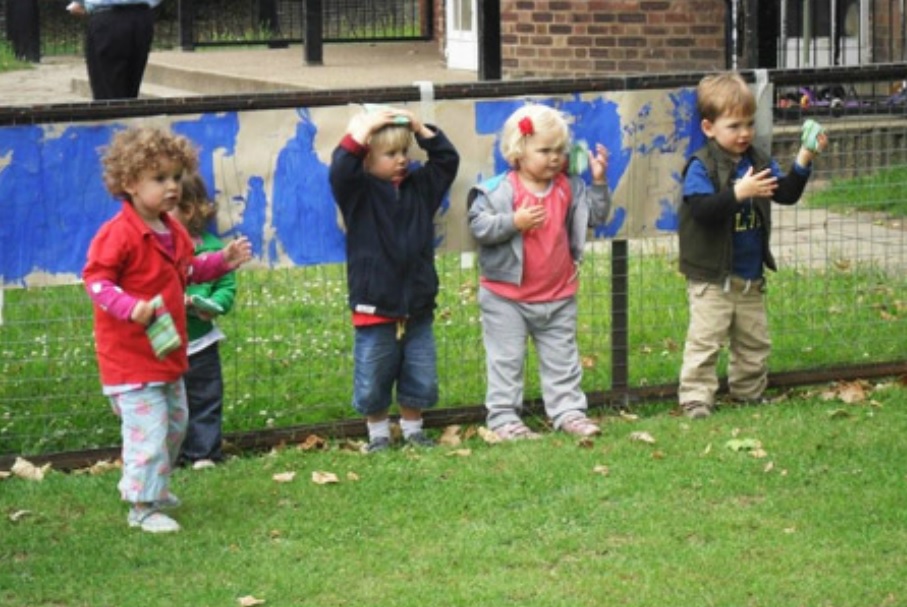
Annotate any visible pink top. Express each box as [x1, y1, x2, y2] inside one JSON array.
[[481, 172, 577, 303]]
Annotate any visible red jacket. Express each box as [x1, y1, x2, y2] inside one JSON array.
[[83, 202, 195, 386]]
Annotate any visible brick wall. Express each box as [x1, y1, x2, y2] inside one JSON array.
[[500, 0, 728, 78], [872, 1, 906, 63]]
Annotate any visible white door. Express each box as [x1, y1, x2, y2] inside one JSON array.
[[446, 0, 478, 71]]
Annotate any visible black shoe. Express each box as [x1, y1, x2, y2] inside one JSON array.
[[362, 436, 391, 454], [404, 431, 435, 448]]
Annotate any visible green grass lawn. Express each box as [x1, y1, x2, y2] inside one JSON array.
[[806, 165, 907, 218], [0, 41, 30, 73], [2, 380, 905, 606], [2, 248, 906, 457]]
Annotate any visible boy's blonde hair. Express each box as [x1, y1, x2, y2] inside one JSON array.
[[696, 72, 757, 122], [177, 172, 217, 237], [500, 104, 570, 167], [102, 126, 199, 200], [369, 124, 413, 153]]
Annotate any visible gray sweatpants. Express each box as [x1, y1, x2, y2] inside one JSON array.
[[479, 287, 588, 430]]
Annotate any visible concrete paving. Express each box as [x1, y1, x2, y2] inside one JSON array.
[[0, 42, 477, 106]]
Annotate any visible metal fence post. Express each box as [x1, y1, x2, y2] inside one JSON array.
[[478, 0, 501, 80], [259, 0, 288, 49], [178, 0, 194, 51], [611, 239, 629, 408], [6, 0, 40, 62], [303, 0, 323, 66]]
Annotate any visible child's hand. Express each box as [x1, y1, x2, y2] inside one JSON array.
[[733, 167, 777, 201], [797, 119, 828, 165], [351, 106, 415, 143], [588, 143, 609, 184], [130, 299, 155, 326], [513, 202, 547, 232], [223, 236, 252, 269]]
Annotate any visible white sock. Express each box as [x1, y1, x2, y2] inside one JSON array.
[[367, 419, 391, 441], [401, 418, 423, 438]]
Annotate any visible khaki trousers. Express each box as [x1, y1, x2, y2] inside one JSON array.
[[678, 279, 770, 406]]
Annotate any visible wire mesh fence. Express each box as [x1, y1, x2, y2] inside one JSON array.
[[0, 67, 905, 461]]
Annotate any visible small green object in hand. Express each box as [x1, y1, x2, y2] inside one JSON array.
[[568, 142, 589, 176], [189, 295, 224, 316], [801, 119, 825, 153], [146, 295, 181, 359]]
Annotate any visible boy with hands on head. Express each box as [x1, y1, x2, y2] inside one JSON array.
[[677, 72, 828, 419], [329, 105, 460, 453]]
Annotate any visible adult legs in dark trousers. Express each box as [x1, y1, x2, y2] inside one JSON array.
[[85, 5, 154, 100]]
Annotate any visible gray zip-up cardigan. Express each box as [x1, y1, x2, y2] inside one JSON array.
[[466, 172, 611, 285]]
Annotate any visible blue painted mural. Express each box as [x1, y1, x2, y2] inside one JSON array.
[[0, 89, 701, 287]]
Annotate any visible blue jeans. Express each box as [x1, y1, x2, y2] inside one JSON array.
[[179, 342, 224, 463], [352, 316, 438, 416]]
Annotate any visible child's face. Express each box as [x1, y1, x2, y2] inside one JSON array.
[[169, 203, 193, 230], [124, 158, 183, 224], [517, 129, 567, 185], [365, 143, 409, 182], [703, 111, 756, 158]]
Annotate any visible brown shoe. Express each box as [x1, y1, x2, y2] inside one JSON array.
[[682, 401, 712, 419]]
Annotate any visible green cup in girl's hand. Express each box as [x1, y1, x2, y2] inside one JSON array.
[[188, 294, 224, 316], [801, 119, 825, 153], [145, 295, 181, 359]]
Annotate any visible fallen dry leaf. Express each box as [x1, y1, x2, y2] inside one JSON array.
[[764, 461, 775, 473], [577, 437, 596, 449], [9, 510, 31, 522], [726, 438, 762, 452], [11, 457, 51, 481], [619, 411, 639, 422], [238, 596, 266, 606], [89, 459, 120, 475], [438, 425, 462, 446], [272, 471, 296, 483], [346, 471, 360, 481], [311, 471, 339, 485], [72, 459, 120, 476], [750, 448, 768, 459], [837, 380, 868, 404], [298, 434, 328, 451], [478, 426, 502, 444], [593, 464, 610, 476], [701, 443, 712, 455], [338, 439, 366, 453], [446, 448, 472, 457], [629, 431, 656, 444]]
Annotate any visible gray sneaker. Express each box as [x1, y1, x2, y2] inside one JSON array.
[[127, 507, 181, 533], [153, 493, 181, 511], [362, 436, 392, 454], [682, 401, 712, 419], [405, 431, 435, 448]]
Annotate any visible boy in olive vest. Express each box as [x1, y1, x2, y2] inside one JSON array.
[[677, 72, 827, 419]]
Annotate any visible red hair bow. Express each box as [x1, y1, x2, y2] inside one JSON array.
[[518, 116, 534, 136]]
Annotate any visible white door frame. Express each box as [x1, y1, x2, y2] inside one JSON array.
[[445, 0, 478, 71]]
